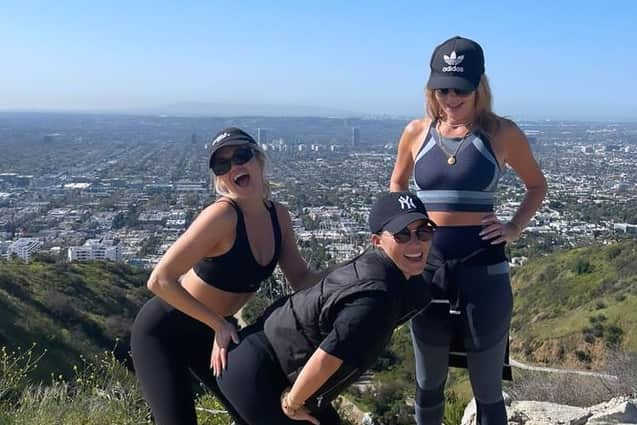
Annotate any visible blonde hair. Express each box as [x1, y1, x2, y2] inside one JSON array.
[[425, 74, 500, 136], [211, 144, 272, 200]]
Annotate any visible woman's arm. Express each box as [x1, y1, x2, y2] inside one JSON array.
[[283, 348, 343, 417], [481, 120, 548, 243], [501, 120, 548, 229], [146, 201, 236, 332], [282, 294, 394, 420], [275, 203, 325, 291], [389, 119, 428, 191]]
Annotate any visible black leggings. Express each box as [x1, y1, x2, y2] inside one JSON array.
[[130, 296, 245, 425], [216, 325, 341, 425]]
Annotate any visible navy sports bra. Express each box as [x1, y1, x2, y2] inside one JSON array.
[[192, 198, 282, 293], [413, 120, 502, 212]]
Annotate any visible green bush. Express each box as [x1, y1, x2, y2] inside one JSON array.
[[575, 350, 592, 363], [241, 292, 272, 325], [0, 344, 44, 407], [573, 258, 594, 274], [604, 326, 624, 348], [0, 346, 232, 425], [444, 390, 467, 425]]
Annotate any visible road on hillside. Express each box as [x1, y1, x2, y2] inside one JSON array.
[[509, 358, 618, 380]]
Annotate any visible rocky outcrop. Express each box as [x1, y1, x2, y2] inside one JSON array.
[[461, 396, 637, 425]]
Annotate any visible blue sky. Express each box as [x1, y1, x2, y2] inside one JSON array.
[[1, 0, 636, 121]]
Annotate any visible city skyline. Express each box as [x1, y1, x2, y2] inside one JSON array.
[[2, 1, 636, 121]]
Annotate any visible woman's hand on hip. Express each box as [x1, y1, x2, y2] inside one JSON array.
[[210, 319, 239, 377], [480, 213, 521, 244]]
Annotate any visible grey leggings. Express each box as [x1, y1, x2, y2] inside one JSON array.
[[411, 260, 512, 425], [411, 326, 508, 425]]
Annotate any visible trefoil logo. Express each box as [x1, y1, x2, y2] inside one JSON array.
[[442, 51, 464, 73]]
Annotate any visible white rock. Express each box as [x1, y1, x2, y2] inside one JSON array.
[[587, 398, 637, 424], [461, 393, 511, 425], [510, 401, 591, 425], [461, 398, 477, 425], [462, 399, 591, 425]]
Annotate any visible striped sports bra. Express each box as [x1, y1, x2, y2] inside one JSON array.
[[413, 120, 502, 212]]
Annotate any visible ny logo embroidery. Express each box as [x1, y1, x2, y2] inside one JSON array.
[[398, 195, 416, 210]]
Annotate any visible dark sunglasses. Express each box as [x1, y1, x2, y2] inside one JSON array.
[[392, 224, 435, 244], [436, 88, 474, 97], [210, 146, 255, 176]]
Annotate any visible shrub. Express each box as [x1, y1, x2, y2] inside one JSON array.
[[573, 258, 594, 274], [604, 350, 637, 395], [0, 344, 44, 406], [506, 368, 621, 407], [0, 346, 232, 425], [603, 326, 624, 348], [589, 314, 607, 324], [195, 392, 235, 425], [367, 380, 414, 424], [582, 329, 596, 344], [241, 292, 272, 325], [444, 390, 468, 425], [575, 350, 591, 363]]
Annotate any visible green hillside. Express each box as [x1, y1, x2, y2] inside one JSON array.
[[510, 239, 637, 367], [0, 258, 149, 379], [343, 240, 637, 424], [1, 241, 635, 423]]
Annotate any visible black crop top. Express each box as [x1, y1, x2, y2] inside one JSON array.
[[192, 198, 282, 293]]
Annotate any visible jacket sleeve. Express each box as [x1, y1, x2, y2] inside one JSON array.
[[318, 293, 395, 367]]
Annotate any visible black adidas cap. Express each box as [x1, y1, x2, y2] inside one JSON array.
[[369, 192, 436, 234], [427, 36, 485, 91], [208, 127, 257, 168]]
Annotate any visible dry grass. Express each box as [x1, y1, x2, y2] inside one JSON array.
[[505, 350, 636, 407]]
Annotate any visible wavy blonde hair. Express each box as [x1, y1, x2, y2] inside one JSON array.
[[425, 74, 500, 136], [211, 144, 271, 200]]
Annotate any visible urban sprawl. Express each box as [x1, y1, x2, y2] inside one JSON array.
[[1, 115, 635, 280]]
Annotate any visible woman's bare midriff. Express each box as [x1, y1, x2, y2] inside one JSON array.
[[428, 211, 490, 227], [181, 269, 253, 317]]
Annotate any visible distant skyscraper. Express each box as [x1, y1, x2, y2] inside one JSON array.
[[191, 133, 197, 144], [257, 128, 268, 144], [351, 127, 360, 147]]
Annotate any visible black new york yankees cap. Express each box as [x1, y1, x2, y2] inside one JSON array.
[[369, 192, 436, 234], [427, 36, 485, 91]]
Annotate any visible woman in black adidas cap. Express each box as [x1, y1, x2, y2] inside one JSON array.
[[214, 192, 436, 425], [131, 127, 324, 425], [390, 36, 547, 424]]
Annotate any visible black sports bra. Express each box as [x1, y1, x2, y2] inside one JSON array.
[[192, 198, 282, 293]]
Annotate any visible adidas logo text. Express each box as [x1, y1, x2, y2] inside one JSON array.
[[442, 65, 464, 72]]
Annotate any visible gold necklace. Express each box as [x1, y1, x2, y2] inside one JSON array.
[[435, 121, 472, 166]]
